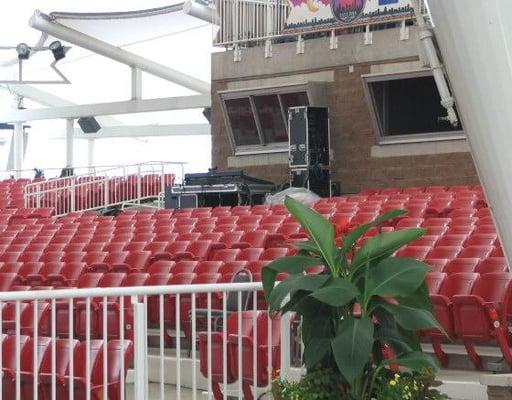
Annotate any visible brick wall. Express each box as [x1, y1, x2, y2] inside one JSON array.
[[211, 62, 479, 194]]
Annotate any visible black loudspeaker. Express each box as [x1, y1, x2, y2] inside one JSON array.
[[78, 117, 101, 133], [288, 106, 331, 197]]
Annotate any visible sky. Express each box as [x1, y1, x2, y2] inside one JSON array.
[[0, 1, 216, 177]]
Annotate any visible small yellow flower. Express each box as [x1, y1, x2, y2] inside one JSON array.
[[394, 373, 400, 380], [389, 380, 397, 386]]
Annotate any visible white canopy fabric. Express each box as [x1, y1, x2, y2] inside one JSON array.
[[0, 1, 217, 172]]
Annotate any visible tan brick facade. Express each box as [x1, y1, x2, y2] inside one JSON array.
[[211, 61, 479, 194]]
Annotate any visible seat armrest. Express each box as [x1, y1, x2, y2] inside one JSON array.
[[430, 294, 451, 307]]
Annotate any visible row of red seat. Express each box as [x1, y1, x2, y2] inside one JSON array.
[[0, 256, 285, 288], [0, 335, 132, 400], [423, 272, 512, 369], [361, 185, 483, 195], [398, 245, 503, 260], [419, 257, 507, 275]]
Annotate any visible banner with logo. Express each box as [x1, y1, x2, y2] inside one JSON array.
[[284, 0, 414, 33]]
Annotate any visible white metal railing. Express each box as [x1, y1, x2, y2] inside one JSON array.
[[23, 162, 186, 216], [0, 161, 186, 181], [214, 0, 432, 47], [0, 281, 293, 400]]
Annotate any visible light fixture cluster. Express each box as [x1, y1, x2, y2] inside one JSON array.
[[15, 40, 67, 62]]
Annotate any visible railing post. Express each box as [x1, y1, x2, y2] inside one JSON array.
[[136, 166, 142, 204], [133, 297, 148, 399], [104, 177, 110, 208], [280, 308, 291, 380], [70, 177, 76, 213]]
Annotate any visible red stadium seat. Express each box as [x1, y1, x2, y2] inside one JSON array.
[[427, 246, 461, 260], [452, 273, 512, 368], [198, 311, 260, 400], [426, 272, 478, 366], [195, 261, 223, 275], [232, 231, 269, 249], [424, 272, 446, 294], [237, 248, 265, 262], [19, 336, 52, 400], [475, 258, 509, 274], [465, 233, 498, 247], [173, 261, 199, 274], [458, 245, 495, 259], [146, 273, 173, 325], [111, 251, 151, 272], [211, 249, 242, 262], [97, 272, 149, 340], [47, 262, 86, 287], [75, 273, 127, 338], [2, 335, 30, 400], [260, 248, 289, 261], [147, 260, 176, 274], [424, 258, 450, 273], [396, 246, 431, 261], [228, 312, 283, 399], [436, 234, 468, 247], [443, 258, 480, 274]]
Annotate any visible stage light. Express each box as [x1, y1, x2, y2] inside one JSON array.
[[16, 43, 30, 60], [49, 40, 66, 61]]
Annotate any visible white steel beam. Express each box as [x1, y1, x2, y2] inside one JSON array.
[[29, 10, 211, 94], [65, 119, 74, 167], [13, 122, 23, 178], [0, 94, 211, 122], [131, 67, 143, 100], [2, 84, 121, 126], [74, 123, 210, 139], [428, 1, 512, 264]]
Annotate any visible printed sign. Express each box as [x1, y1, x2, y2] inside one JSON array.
[[284, 0, 414, 33]]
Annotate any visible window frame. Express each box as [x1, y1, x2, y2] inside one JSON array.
[[362, 69, 465, 145], [219, 83, 325, 155]]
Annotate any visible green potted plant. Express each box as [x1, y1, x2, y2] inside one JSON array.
[[263, 196, 446, 400]]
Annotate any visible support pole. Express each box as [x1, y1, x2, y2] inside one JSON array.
[[131, 67, 142, 101], [13, 122, 23, 178], [412, 0, 458, 127], [427, 0, 512, 264], [65, 118, 74, 168]]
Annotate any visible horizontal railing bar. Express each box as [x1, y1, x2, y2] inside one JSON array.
[[0, 282, 264, 302]]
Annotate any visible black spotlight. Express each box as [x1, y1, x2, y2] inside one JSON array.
[[49, 40, 66, 61], [16, 43, 30, 60]]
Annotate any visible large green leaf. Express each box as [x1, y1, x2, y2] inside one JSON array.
[[342, 209, 408, 253], [268, 274, 330, 312], [293, 240, 322, 255], [383, 351, 440, 372], [373, 308, 413, 356], [331, 316, 374, 384], [365, 257, 432, 299], [309, 277, 360, 307], [350, 228, 426, 276], [285, 196, 337, 272], [304, 338, 331, 369], [379, 303, 444, 332], [397, 282, 433, 312], [262, 255, 321, 300]]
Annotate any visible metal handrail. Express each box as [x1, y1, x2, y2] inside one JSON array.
[[0, 282, 263, 302]]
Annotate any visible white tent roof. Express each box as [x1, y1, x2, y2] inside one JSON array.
[[0, 1, 218, 173]]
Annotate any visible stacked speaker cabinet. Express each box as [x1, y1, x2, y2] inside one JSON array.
[[288, 106, 331, 197]]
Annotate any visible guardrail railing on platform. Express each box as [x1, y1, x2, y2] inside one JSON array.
[[0, 281, 293, 400], [23, 162, 185, 216]]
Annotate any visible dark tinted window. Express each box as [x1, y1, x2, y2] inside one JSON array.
[[253, 94, 288, 143], [369, 76, 460, 136], [225, 98, 260, 146]]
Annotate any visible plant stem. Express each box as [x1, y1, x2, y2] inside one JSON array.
[[367, 364, 385, 400]]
